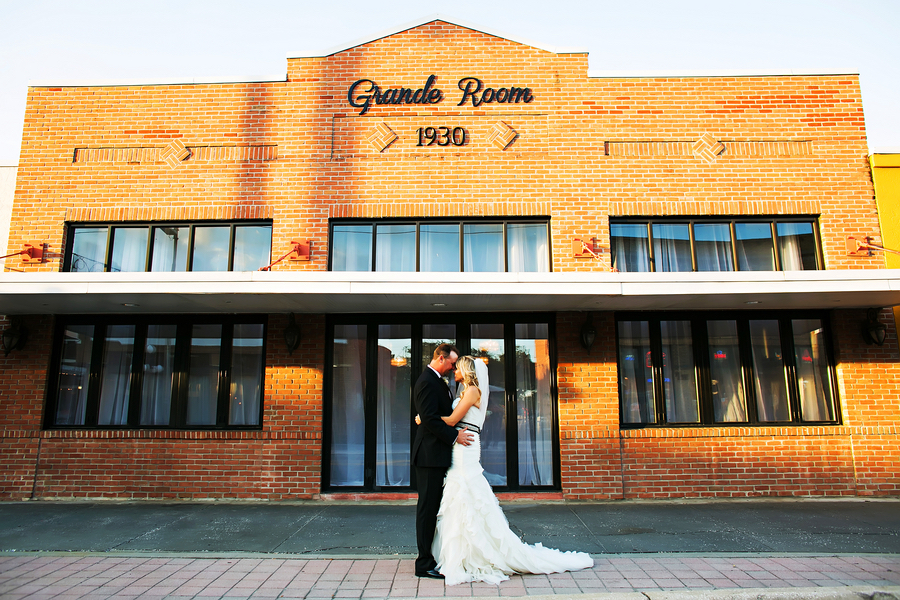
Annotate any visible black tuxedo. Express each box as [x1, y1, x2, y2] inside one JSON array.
[[412, 366, 459, 573]]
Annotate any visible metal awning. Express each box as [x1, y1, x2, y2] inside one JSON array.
[[0, 269, 898, 315]]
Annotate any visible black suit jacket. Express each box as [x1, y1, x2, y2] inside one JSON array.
[[411, 367, 459, 468]]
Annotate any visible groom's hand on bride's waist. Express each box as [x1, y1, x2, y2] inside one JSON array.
[[456, 427, 474, 446]]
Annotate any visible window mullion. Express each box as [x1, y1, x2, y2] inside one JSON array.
[[646, 222, 656, 272], [649, 319, 666, 424], [127, 323, 148, 427], [689, 222, 698, 272], [217, 321, 235, 428], [693, 319, 713, 424], [171, 323, 190, 428], [780, 317, 802, 423], [364, 325, 378, 488]]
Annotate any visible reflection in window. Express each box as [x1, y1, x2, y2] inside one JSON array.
[[661, 320, 699, 423], [330, 325, 367, 486], [151, 227, 189, 272], [508, 223, 549, 272], [192, 227, 231, 272], [233, 226, 272, 272], [778, 222, 818, 271], [97, 325, 136, 426], [695, 223, 734, 271], [652, 224, 692, 272], [618, 320, 655, 424], [471, 324, 506, 486], [332, 225, 372, 271], [707, 320, 746, 422], [376, 225, 416, 272], [464, 224, 504, 272], [186, 324, 222, 426], [110, 229, 149, 272], [230, 324, 264, 426], [516, 323, 553, 486], [70, 228, 108, 272], [736, 223, 776, 271], [610, 223, 650, 272], [141, 324, 176, 426], [420, 224, 460, 272], [749, 320, 790, 422], [793, 319, 835, 421], [376, 324, 412, 486], [422, 324, 457, 396], [55, 325, 95, 426]]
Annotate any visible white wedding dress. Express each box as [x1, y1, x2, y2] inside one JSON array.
[[433, 360, 593, 585]]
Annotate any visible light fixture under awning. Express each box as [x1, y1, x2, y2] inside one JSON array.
[[0, 269, 898, 315]]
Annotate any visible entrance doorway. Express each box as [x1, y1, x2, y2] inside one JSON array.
[[324, 313, 559, 492]]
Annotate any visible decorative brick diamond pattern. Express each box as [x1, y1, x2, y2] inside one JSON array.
[[692, 132, 726, 163], [159, 138, 191, 168], [366, 123, 397, 152], [487, 121, 518, 150]]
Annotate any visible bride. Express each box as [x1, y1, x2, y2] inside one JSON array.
[[419, 355, 593, 585]]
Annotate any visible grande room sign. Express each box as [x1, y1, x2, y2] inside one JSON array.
[[346, 75, 534, 150]]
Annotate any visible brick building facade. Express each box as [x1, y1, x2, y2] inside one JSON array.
[[1, 17, 898, 501]]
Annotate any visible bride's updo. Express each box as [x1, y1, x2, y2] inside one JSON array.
[[456, 355, 479, 390]]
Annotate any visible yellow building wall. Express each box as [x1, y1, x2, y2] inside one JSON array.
[[870, 153, 900, 326]]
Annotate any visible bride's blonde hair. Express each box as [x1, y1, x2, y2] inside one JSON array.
[[456, 355, 479, 390]]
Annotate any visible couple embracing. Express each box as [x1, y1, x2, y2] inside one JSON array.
[[412, 343, 593, 585]]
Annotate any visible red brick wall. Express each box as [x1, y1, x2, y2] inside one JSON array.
[[2, 20, 897, 500]]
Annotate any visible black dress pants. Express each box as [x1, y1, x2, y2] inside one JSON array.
[[415, 465, 447, 573]]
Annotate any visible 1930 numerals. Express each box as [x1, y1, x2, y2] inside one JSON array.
[[416, 126, 467, 147]]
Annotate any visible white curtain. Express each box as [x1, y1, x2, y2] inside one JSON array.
[[110, 228, 149, 272], [610, 224, 650, 272], [464, 224, 504, 272], [376, 225, 416, 271], [55, 325, 95, 425], [330, 325, 367, 486], [507, 224, 549, 272], [97, 325, 135, 425], [695, 223, 734, 271], [141, 325, 177, 426], [652, 224, 693, 272], [229, 324, 264, 426], [516, 329, 553, 486]]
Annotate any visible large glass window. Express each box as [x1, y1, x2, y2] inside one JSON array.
[[616, 311, 838, 427], [330, 219, 550, 273], [325, 314, 558, 492], [611, 218, 821, 272], [65, 221, 272, 272], [45, 316, 266, 430]]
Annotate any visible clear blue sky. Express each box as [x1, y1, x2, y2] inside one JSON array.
[[1, 0, 898, 165]]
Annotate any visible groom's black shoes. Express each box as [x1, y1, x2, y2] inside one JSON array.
[[416, 569, 445, 579]]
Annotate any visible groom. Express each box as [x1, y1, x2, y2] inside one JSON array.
[[412, 343, 474, 579]]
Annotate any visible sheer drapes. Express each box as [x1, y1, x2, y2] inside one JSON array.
[[507, 223, 549, 272], [660, 320, 699, 423], [186, 324, 222, 425], [419, 224, 460, 272], [617, 320, 655, 424], [55, 325, 95, 425], [471, 324, 506, 486], [749, 320, 790, 421], [70, 228, 108, 272], [151, 227, 189, 272], [464, 224, 504, 272], [376, 225, 416, 271], [515, 324, 553, 486], [229, 324, 264, 426], [141, 324, 176, 426], [652, 224, 693, 272], [332, 225, 373, 271], [110, 229, 149, 272], [707, 320, 747, 422], [777, 222, 817, 271], [694, 223, 734, 271], [97, 325, 135, 425], [610, 223, 650, 272], [735, 223, 775, 271], [793, 319, 834, 421], [330, 325, 367, 486], [376, 325, 411, 486]]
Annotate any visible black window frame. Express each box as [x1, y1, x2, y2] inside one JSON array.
[[609, 216, 824, 272], [63, 220, 273, 273], [327, 218, 552, 273], [43, 314, 267, 431], [322, 312, 561, 493], [615, 310, 840, 428]]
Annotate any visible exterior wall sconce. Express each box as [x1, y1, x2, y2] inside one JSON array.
[[1, 317, 28, 356], [284, 313, 302, 355], [863, 308, 887, 346], [580, 313, 596, 353]]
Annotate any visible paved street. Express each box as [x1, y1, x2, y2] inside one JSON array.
[[1, 499, 899, 599]]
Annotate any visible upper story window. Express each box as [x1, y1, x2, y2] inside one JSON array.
[[329, 219, 550, 272], [610, 218, 822, 273], [64, 221, 273, 272]]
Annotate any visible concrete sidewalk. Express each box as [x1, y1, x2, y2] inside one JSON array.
[[1, 498, 899, 599]]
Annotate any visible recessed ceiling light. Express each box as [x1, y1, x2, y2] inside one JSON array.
[[744, 301, 760, 305], [122, 303, 140, 307], [432, 303, 446, 307]]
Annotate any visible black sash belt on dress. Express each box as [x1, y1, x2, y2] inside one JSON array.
[[456, 421, 481, 434]]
